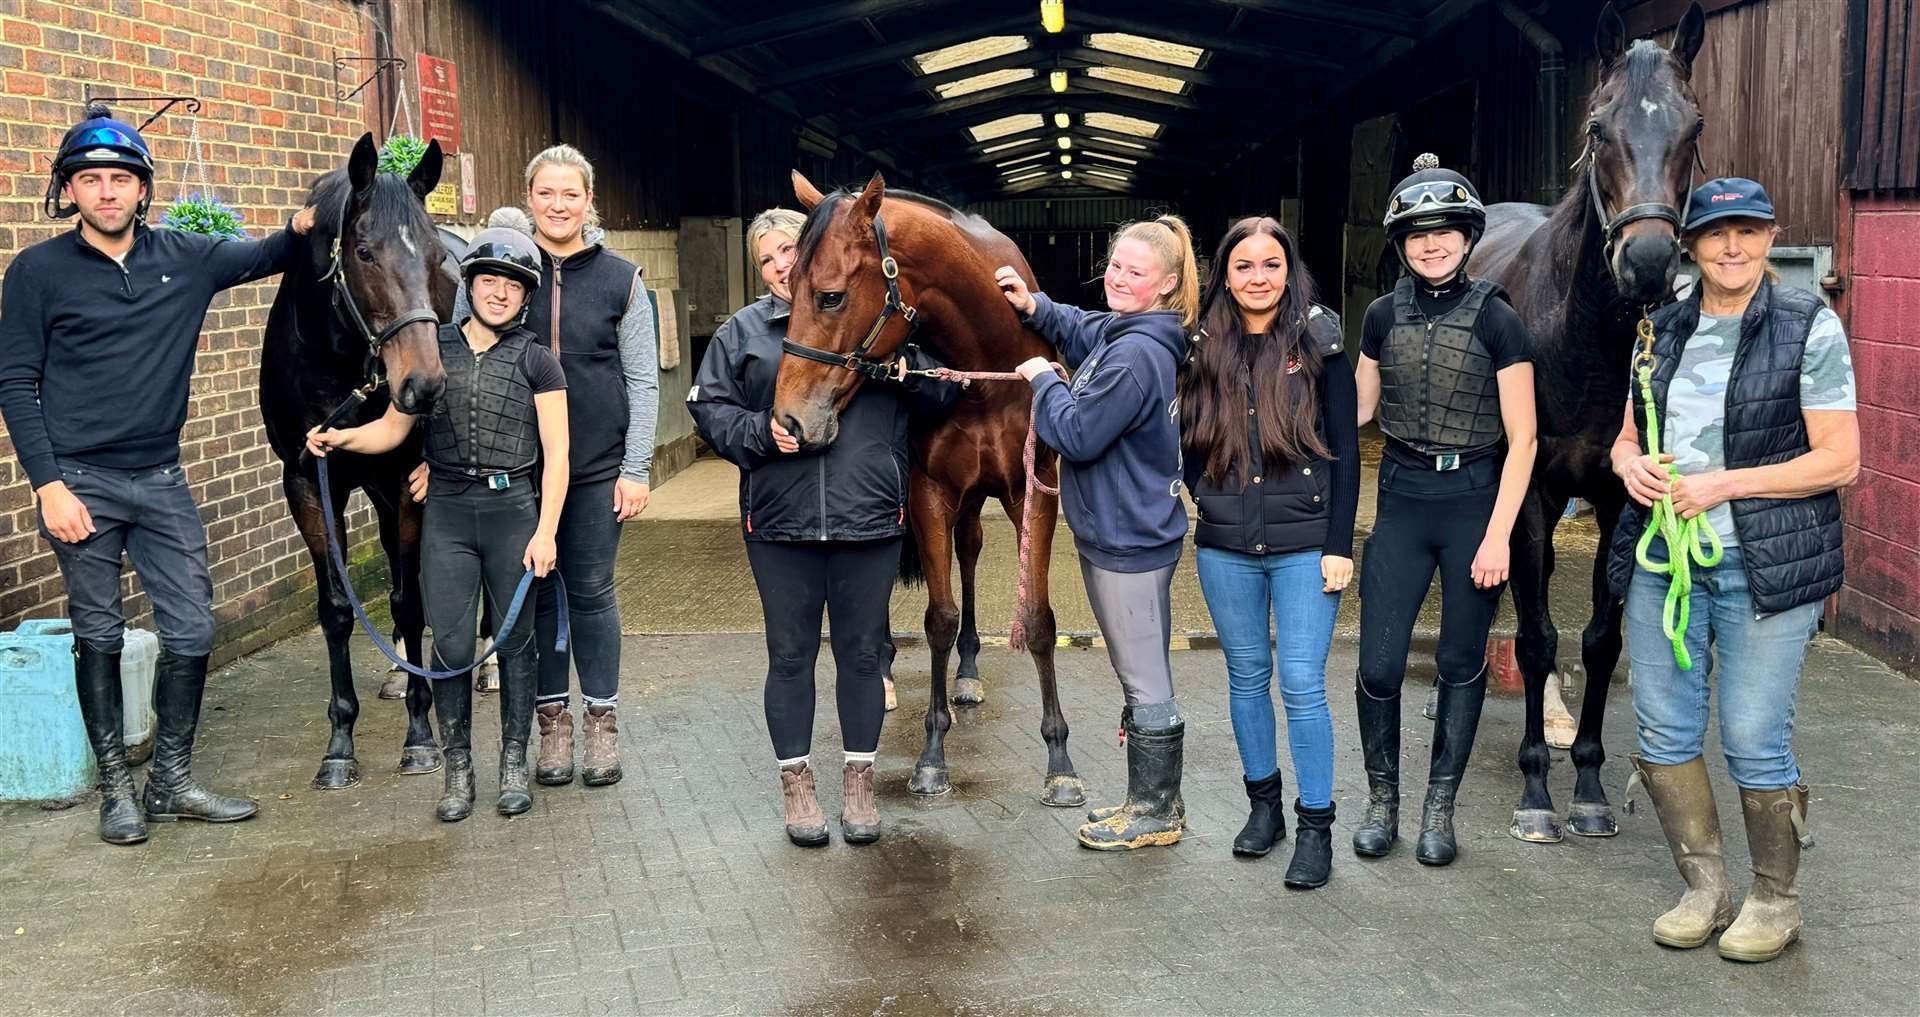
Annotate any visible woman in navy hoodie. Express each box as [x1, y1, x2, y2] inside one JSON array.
[[994, 215, 1198, 851]]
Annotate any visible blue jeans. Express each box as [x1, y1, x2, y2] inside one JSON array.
[[1196, 547, 1341, 807], [1625, 544, 1822, 790]]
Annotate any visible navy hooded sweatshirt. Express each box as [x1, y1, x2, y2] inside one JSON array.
[[1023, 292, 1189, 572]]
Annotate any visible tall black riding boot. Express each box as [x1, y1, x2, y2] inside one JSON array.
[[142, 651, 258, 823], [1352, 684, 1401, 857], [1417, 667, 1488, 866], [434, 677, 476, 822], [1232, 770, 1288, 857], [1077, 708, 1185, 850], [73, 643, 146, 845], [496, 648, 537, 816]]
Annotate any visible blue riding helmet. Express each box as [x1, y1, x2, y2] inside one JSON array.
[[1682, 177, 1775, 233], [45, 104, 157, 220]]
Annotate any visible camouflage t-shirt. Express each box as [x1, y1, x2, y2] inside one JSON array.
[[1650, 306, 1856, 546]]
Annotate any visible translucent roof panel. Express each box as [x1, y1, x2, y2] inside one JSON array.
[[1085, 150, 1139, 165], [1086, 168, 1132, 182], [1086, 32, 1204, 68], [914, 36, 1030, 75], [1083, 112, 1162, 138], [1086, 65, 1185, 94], [1005, 169, 1048, 184], [1086, 133, 1149, 149], [996, 151, 1049, 168], [935, 67, 1034, 98], [969, 113, 1044, 142]]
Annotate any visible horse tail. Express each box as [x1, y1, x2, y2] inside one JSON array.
[[897, 513, 926, 588]]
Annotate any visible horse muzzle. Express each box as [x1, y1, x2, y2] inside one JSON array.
[[1613, 230, 1682, 305], [392, 370, 446, 415]]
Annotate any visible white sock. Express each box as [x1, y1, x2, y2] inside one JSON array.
[[844, 751, 876, 767], [777, 754, 809, 770]]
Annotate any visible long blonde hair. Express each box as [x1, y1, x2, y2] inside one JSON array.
[[747, 207, 806, 259], [1112, 214, 1200, 329], [523, 143, 599, 231]]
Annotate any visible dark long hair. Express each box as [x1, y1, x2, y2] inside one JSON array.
[[1179, 216, 1329, 484]]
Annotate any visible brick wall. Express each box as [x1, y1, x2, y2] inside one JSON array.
[[0, 0, 377, 663], [1834, 190, 1920, 675]]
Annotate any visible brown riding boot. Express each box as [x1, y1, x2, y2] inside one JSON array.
[[1631, 755, 1734, 948], [535, 704, 575, 786], [580, 706, 623, 786], [841, 761, 881, 844], [1719, 783, 1811, 963], [780, 762, 829, 847]]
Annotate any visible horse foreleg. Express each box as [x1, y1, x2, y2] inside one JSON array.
[[1509, 488, 1566, 843], [1568, 495, 1628, 837], [1005, 489, 1083, 807], [909, 480, 960, 797], [286, 466, 363, 791], [369, 480, 440, 775], [951, 496, 988, 706]]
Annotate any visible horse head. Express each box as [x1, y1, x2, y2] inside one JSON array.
[[311, 132, 450, 415], [774, 170, 917, 451], [1583, 0, 1707, 304]]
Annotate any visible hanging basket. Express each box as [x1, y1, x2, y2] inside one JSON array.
[[379, 134, 428, 176], [162, 191, 246, 240]]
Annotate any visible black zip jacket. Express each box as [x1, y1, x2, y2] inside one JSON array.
[[521, 241, 647, 485]]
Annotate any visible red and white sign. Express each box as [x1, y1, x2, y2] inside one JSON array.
[[416, 53, 461, 153], [459, 152, 477, 215]]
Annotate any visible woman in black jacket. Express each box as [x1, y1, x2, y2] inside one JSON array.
[[1180, 217, 1359, 888], [688, 208, 957, 847]]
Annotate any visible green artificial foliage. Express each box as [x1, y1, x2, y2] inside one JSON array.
[[379, 134, 429, 176], [161, 192, 246, 240]]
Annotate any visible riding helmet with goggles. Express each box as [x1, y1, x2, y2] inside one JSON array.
[[1383, 153, 1486, 248], [460, 226, 542, 326], [45, 103, 157, 221]]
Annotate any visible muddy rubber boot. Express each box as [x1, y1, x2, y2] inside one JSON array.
[[1284, 800, 1335, 889], [1077, 709, 1185, 851], [1086, 706, 1134, 823], [495, 649, 536, 816], [73, 644, 147, 845], [1719, 784, 1811, 963], [780, 763, 830, 847], [141, 652, 258, 824], [1352, 685, 1401, 857], [1415, 668, 1486, 867], [840, 761, 881, 844], [1631, 754, 1734, 948], [535, 703, 575, 785], [1232, 770, 1288, 857], [433, 679, 475, 822], [580, 706, 623, 786]]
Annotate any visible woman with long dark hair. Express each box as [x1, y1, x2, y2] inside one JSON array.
[[1180, 217, 1358, 887]]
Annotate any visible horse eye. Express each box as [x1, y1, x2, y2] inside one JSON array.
[[1587, 121, 1606, 142], [817, 292, 845, 311], [354, 244, 375, 264]]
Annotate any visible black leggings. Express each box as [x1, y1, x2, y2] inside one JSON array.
[[745, 538, 901, 760], [422, 484, 539, 751], [1357, 456, 1505, 700]]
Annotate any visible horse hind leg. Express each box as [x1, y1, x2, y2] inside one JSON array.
[[1509, 489, 1566, 843], [1568, 496, 1629, 838], [951, 498, 988, 706], [369, 480, 441, 776], [1004, 492, 1083, 807]]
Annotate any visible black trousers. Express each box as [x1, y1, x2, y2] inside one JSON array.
[[534, 476, 624, 707], [745, 538, 901, 760], [422, 484, 539, 751]]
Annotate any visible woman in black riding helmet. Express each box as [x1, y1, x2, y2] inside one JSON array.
[[308, 228, 570, 822], [1352, 155, 1538, 866]]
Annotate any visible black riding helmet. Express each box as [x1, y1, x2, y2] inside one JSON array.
[[45, 103, 157, 221], [1383, 153, 1486, 266], [460, 226, 542, 328]]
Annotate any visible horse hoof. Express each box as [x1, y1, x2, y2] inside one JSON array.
[[1509, 808, 1565, 843], [396, 745, 442, 776], [1040, 774, 1087, 808], [951, 677, 985, 706], [312, 758, 361, 791], [1568, 801, 1619, 837], [908, 764, 953, 798], [377, 673, 408, 700]]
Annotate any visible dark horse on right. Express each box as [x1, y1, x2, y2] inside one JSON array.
[[1470, 1, 1708, 843]]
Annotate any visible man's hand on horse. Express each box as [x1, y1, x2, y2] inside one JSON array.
[[35, 481, 95, 543], [615, 478, 650, 521], [524, 531, 558, 577], [994, 265, 1036, 316], [408, 462, 429, 503], [769, 416, 801, 454], [1321, 554, 1354, 593], [1014, 357, 1057, 382], [1471, 535, 1511, 590], [1616, 450, 1677, 507], [1668, 470, 1731, 520], [304, 426, 342, 459], [291, 206, 318, 235]]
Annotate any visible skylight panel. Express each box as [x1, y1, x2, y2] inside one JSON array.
[[969, 113, 1044, 142], [935, 67, 1034, 98], [1086, 32, 1203, 68], [914, 36, 1030, 75], [1083, 112, 1162, 138], [1086, 65, 1185, 94]]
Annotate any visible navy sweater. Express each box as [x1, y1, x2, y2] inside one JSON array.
[[1, 222, 301, 488], [1024, 293, 1190, 572]]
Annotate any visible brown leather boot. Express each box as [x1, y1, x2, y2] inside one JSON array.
[[780, 762, 829, 847], [535, 704, 575, 786], [1719, 783, 1811, 963], [580, 706, 623, 786], [1631, 754, 1734, 948], [841, 761, 881, 844]]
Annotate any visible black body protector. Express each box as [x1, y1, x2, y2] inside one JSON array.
[[1376, 276, 1507, 460], [426, 324, 541, 483]]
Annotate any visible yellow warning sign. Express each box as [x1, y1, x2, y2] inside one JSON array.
[[425, 180, 457, 216]]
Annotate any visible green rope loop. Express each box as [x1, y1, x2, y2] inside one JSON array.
[[1633, 359, 1722, 670]]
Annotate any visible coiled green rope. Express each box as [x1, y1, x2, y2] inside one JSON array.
[[1631, 316, 1722, 671]]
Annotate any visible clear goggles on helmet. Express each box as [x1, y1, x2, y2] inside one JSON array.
[[1387, 180, 1481, 220]]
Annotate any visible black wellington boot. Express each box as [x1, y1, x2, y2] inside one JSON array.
[[1416, 667, 1488, 867], [1232, 770, 1288, 857], [142, 652, 258, 824], [434, 677, 476, 822], [1077, 710, 1185, 850], [73, 643, 146, 845], [1086, 705, 1134, 823], [1284, 799, 1336, 889], [1352, 684, 1401, 857], [496, 647, 537, 816]]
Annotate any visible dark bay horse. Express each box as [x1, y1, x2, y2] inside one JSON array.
[[1469, 2, 1707, 843], [259, 132, 457, 790], [775, 171, 1086, 808]]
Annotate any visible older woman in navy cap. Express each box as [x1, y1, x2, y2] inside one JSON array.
[[1606, 178, 1858, 963]]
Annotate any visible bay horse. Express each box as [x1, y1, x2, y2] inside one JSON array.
[[1469, 1, 1707, 843], [259, 132, 457, 790], [774, 170, 1086, 808]]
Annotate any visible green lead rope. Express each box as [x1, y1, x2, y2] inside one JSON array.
[[1632, 351, 1722, 671]]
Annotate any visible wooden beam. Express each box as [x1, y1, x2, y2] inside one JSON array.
[[854, 78, 1055, 132], [692, 0, 964, 57], [1203, 0, 1423, 38], [1070, 10, 1354, 72], [758, 14, 1033, 88], [1074, 75, 1204, 111]]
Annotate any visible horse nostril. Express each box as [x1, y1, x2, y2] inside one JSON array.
[[783, 416, 805, 443]]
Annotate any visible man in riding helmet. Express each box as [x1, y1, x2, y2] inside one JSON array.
[[0, 105, 316, 845]]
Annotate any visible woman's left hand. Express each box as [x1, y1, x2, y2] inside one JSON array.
[[614, 478, 651, 522], [1669, 470, 1731, 520], [1470, 534, 1510, 590], [1014, 357, 1056, 382], [524, 532, 558, 577], [1321, 555, 1354, 593], [291, 206, 318, 235]]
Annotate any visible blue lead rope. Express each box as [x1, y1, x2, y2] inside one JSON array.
[[314, 454, 568, 681]]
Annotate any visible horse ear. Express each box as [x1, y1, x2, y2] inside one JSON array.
[[1672, 1, 1706, 77], [348, 133, 378, 193], [792, 170, 824, 210], [408, 140, 444, 200], [848, 171, 886, 229], [1595, 2, 1627, 65]]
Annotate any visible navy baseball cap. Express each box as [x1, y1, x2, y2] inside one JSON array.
[[1684, 177, 1776, 232]]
